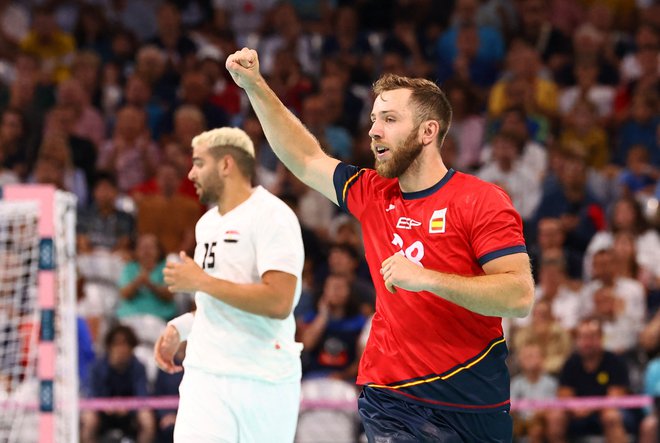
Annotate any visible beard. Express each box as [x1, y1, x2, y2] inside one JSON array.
[[198, 174, 224, 205], [374, 125, 424, 179]]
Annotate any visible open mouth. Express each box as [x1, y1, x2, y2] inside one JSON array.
[[374, 145, 390, 157]]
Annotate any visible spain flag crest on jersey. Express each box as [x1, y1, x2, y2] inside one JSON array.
[[429, 208, 447, 234]]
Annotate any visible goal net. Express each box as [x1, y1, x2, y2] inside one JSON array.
[[0, 186, 78, 443]]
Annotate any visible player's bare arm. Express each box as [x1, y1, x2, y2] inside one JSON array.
[[226, 48, 340, 204], [154, 324, 183, 374], [380, 252, 534, 318], [164, 251, 298, 319]]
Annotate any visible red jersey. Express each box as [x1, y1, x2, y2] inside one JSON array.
[[333, 164, 527, 411]]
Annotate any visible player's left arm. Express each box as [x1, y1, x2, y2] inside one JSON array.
[[164, 252, 297, 319], [380, 252, 534, 318]]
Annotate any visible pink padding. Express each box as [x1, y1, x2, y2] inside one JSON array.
[[37, 342, 56, 378], [38, 272, 56, 308], [38, 413, 54, 443], [4, 185, 56, 236]]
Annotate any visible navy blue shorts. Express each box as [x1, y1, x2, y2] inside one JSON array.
[[358, 386, 513, 442]]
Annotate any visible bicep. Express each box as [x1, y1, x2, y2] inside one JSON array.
[[262, 270, 298, 302], [299, 155, 341, 205]]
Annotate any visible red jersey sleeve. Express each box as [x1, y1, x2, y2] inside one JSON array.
[[333, 162, 373, 219], [468, 183, 527, 266]]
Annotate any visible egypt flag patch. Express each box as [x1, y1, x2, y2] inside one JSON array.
[[223, 230, 240, 243], [429, 208, 447, 234]]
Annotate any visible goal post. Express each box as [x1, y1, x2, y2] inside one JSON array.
[[0, 185, 78, 443]]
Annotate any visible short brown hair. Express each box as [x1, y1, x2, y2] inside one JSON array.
[[373, 74, 453, 143]]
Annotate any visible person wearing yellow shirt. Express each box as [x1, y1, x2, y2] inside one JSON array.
[[20, 6, 75, 84]]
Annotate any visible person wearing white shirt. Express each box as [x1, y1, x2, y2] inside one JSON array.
[[477, 131, 542, 221], [153, 127, 305, 443]]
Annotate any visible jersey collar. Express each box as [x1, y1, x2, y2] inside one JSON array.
[[401, 168, 456, 200]]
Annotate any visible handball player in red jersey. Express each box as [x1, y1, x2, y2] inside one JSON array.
[[227, 48, 534, 442]]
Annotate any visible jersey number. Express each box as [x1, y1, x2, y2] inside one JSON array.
[[391, 234, 424, 266], [202, 242, 217, 269]]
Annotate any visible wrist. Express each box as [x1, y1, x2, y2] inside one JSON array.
[[167, 312, 194, 341]]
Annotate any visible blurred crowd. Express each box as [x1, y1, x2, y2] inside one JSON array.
[[0, 0, 659, 442]]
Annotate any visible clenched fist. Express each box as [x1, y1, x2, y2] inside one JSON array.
[[225, 47, 262, 90]]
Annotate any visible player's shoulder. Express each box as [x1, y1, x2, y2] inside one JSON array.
[[449, 171, 511, 202], [250, 186, 300, 223]]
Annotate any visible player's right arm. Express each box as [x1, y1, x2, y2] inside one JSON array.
[[154, 312, 193, 374], [226, 48, 341, 205]]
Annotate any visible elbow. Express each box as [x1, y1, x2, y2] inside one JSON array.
[[269, 296, 294, 320], [511, 278, 535, 318]]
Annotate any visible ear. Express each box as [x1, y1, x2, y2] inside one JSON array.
[[421, 120, 440, 146], [217, 154, 232, 177]]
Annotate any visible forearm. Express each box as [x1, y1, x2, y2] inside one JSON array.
[[300, 314, 328, 349], [244, 77, 327, 182], [120, 280, 141, 299], [148, 283, 173, 302], [197, 273, 292, 319], [419, 268, 534, 318]]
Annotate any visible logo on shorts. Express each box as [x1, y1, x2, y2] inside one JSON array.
[[429, 208, 447, 234]]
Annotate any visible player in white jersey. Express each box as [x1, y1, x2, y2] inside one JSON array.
[[153, 127, 305, 442]]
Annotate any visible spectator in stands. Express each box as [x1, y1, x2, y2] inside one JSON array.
[[511, 341, 559, 443], [29, 135, 88, 205], [54, 77, 105, 148], [488, 41, 559, 126], [533, 146, 605, 257], [43, 103, 97, 190], [481, 107, 548, 183], [73, 4, 112, 61], [326, 242, 375, 315], [70, 51, 103, 110], [0, 107, 30, 180], [147, 2, 198, 76], [318, 71, 365, 136], [265, 47, 314, 118], [133, 45, 175, 108], [618, 145, 658, 198], [437, 0, 505, 70], [1, 65, 51, 162], [615, 93, 660, 167], [97, 105, 159, 193], [555, 23, 619, 88], [559, 57, 616, 122], [546, 317, 635, 443], [136, 162, 199, 256], [211, 0, 277, 47], [258, 2, 318, 78], [581, 248, 645, 348], [444, 81, 485, 172], [123, 74, 166, 140], [158, 71, 229, 140], [477, 130, 541, 221], [529, 217, 584, 281], [299, 273, 368, 382], [77, 172, 134, 258], [300, 93, 352, 161], [321, 5, 375, 85], [532, 248, 582, 332], [19, 5, 75, 84], [197, 45, 242, 116], [81, 324, 155, 443], [116, 233, 175, 323], [584, 196, 660, 282], [591, 285, 639, 355], [559, 99, 610, 170], [513, 299, 573, 375], [514, 0, 572, 74]]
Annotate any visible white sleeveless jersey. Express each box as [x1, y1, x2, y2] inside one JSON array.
[[184, 186, 305, 383]]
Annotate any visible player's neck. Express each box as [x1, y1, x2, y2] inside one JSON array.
[[398, 154, 448, 193], [216, 180, 254, 215]]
